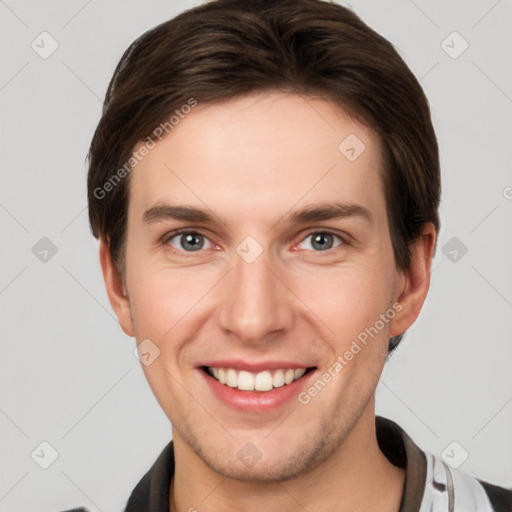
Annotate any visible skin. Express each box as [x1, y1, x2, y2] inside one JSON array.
[[100, 91, 435, 512]]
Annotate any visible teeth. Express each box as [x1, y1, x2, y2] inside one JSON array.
[[226, 368, 238, 388], [284, 369, 295, 385], [207, 366, 308, 392], [272, 369, 285, 388], [254, 371, 273, 391], [294, 368, 306, 379], [238, 371, 255, 391]]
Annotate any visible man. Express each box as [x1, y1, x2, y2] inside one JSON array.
[[68, 0, 511, 510]]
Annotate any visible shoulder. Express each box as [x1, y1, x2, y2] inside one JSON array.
[[478, 479, 512, 512], [423, 451, 512, 512], [57, 508, 90, 512], [375, 416, 512, 512]]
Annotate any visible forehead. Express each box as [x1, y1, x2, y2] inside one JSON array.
[[129, 92, 386, 230]]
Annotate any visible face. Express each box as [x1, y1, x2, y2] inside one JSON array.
[[105, 91, 421, 482]]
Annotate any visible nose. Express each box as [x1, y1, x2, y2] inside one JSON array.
[[216, 246, 294, 346]]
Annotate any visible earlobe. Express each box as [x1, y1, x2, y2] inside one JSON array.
[[99, 239, 135, 337], [389, 223, 436, 337]]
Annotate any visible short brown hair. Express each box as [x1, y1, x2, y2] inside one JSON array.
[[87, 0, 441, 353]]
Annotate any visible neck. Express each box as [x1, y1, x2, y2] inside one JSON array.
[[170, 406, 405, 512]]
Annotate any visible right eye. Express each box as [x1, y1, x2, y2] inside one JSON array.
[[165, 231, 213, 253]]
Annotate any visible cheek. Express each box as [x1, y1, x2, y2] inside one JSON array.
[[127, 271, 204, 339], [126, 270, 205, 417], [296, 264, 396, 408], [124, 232, 207, 335], [290, 260, 396, 344]]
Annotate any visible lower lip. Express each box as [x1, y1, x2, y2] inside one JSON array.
[[200, 369, 315, 412]]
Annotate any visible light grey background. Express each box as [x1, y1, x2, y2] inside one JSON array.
[[1, 1, 511, 510]]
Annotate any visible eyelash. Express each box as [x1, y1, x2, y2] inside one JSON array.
[[162, 229, 348, 256]]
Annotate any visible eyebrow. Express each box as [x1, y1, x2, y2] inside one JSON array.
[[142, 201, 373, 227]]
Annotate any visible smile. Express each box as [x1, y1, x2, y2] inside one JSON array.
[[204, 366, 310, 392]]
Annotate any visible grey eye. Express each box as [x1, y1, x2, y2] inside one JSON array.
[[299, 232, 342, 251], [168, 232, 212, 252]]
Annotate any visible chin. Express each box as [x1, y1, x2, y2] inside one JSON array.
[[178, 421, 342, 484], [203, 450, 324, 483]]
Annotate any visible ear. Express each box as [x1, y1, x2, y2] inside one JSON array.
[[389, 223, 436, 337], [99, 238, 135, 337]]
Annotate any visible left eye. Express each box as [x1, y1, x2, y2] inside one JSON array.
[[298, 232, 343, 251], [167, 232, 213, 252]]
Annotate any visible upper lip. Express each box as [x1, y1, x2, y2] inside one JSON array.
[[198, 359, 316, 372]]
